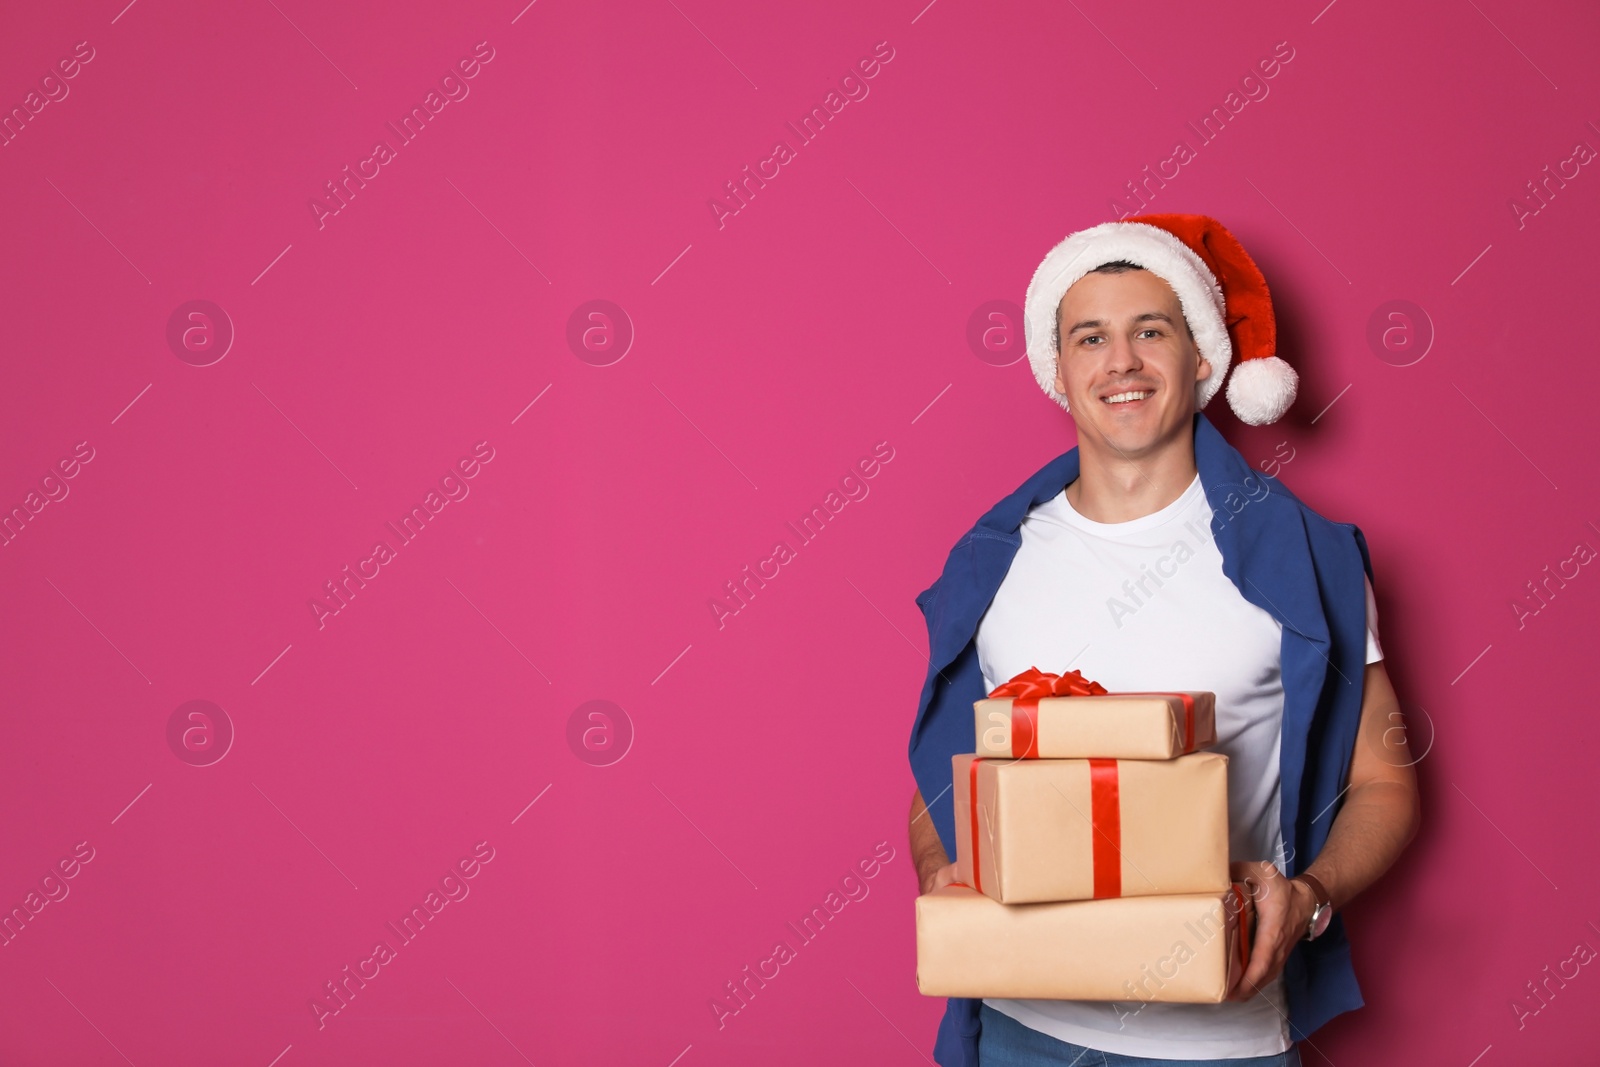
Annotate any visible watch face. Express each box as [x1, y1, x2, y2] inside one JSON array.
[[1310, 904, 1332, 940]]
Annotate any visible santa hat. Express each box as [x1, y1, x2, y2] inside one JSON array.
[[1022, 213, 1297, 426]]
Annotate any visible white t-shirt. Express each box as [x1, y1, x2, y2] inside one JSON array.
[[974, 471, 1381, 1060]]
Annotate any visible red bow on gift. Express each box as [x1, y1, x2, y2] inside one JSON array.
[[987, 667, 1197, 756], [986, 667, 1111, 762], [988, 666, 1109, 700], [971, 667, 1122, 898]]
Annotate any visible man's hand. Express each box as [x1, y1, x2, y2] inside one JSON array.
[[921, 861, 958, 896], [1224, 860, 1316, 1002], [1222, 661, 1421, 1001], [910, 788, 958, 895]]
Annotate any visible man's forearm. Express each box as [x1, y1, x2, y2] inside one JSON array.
[[909, 788, 951, 892], [1300, 779, 1420, 912]]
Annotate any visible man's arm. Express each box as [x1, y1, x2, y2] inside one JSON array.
[[910, 788, 958, 895], [1228, 658, 1423, 999], [1294, 657, 1422, 908]]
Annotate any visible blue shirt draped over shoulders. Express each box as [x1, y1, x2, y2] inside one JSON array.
[[907, 412, 1374, 1066]]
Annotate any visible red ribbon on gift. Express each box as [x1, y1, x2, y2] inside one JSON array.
[[1088, 758, 1122, 899], [969, 759, 985, 892], [987, 668, 1199, 756], [968, 755, 1122, 899], [987, 667, 1108, 758]]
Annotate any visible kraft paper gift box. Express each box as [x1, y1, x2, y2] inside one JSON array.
[[975, 667, 1216, 760], [953, 751, 1230, 904], [915, 882, 1254, 1002]]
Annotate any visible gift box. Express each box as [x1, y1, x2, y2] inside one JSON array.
[[974, 667, 1216, 760], [915, 881, 1254, 1002], [953, 752, 1230, 904]]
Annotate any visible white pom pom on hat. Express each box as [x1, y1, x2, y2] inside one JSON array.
[[1022, 212, 1298, 426]]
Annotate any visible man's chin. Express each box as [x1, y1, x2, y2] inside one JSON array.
[[1083, 412, 1180, 456]]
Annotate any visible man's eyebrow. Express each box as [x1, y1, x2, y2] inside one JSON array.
[[1065, 312, 1178, 336]]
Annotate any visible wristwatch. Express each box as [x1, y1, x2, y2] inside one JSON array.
[[1294, 872, 1333, 941]]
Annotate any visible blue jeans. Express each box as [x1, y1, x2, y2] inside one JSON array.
[[977, 1003, 1303, 1066]]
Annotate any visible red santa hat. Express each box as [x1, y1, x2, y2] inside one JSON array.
[[1023, 213, 1297, 426]]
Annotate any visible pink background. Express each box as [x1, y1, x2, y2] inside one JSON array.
[[2, 0, 1597, 1064]]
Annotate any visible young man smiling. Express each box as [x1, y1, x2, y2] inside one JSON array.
[[907, 215, 1420, 1066]]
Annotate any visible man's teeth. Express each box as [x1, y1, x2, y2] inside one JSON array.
[[1103, 390, 1154, 405]]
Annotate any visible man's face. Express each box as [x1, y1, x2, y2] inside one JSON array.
[[1052, 267, 1211, 457]]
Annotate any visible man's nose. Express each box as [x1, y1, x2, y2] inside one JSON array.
[[1103, 333, 1144, 371]]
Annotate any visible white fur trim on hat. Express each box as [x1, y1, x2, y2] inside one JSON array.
[[1225, 354, 1298, 426], [1023, 221, 1231, 414]]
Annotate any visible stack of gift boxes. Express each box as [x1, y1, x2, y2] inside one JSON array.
[[916, 668, 1254, 1005]]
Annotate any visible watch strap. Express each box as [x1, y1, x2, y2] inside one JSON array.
[[1296, 871, 1332, 909]]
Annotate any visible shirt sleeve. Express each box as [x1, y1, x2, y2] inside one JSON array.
[[1365, 573, 1383, 664]]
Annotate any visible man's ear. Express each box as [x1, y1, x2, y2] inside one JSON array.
[[1053, 354, 1067, 395], [1195, 354, 1213, 383]]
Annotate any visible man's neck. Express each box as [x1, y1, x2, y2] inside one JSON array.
[[1064, 424, 1199, 524]]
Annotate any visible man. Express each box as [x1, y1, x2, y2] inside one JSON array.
[[907, 215, 1421, 1066]]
